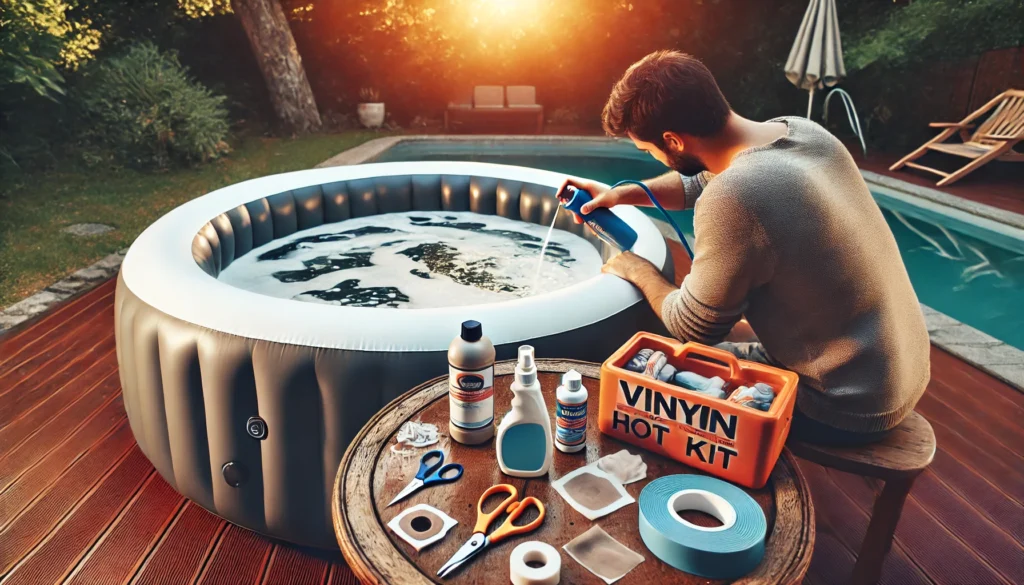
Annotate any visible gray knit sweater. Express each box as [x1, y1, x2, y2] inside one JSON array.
[[662, 117, 930, 433]]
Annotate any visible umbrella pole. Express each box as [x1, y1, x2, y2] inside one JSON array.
[[806, 87, 815, 119]]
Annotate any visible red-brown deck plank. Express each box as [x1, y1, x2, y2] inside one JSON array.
[[195, 524, 274, 585], [0, 292, 114, 390], [0, 277, 1021, 585], [1, 449, 153, 585], [261, 545, 331, 585], [132, 503, 227, 585], [0, 370, 122, 492], [65, 476, 185, 585], [0, 402, 127, 529], [0, 279, 115, 363], [0, 347, 118, 454], [0, 422, 136, 574]]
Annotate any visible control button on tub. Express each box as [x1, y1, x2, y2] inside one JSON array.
[[247, 416, 268, 440], [222, 461, 248, 487]]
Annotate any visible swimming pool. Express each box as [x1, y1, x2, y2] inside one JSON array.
[[372, 139, 1024, 350]]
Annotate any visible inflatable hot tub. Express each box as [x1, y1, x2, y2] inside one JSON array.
[[115, 161, 672, 547]]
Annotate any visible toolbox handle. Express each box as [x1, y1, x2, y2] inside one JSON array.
[[678, 344, 742, 381]]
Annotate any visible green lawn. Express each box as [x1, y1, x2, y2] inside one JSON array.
[[0, 131, 386, 308]]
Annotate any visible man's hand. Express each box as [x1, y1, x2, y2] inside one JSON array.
[[556, 178, 647, 224], [601, 251, 677, 321], [601, 251, 660, 283]]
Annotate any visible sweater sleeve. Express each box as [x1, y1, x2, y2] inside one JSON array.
[[681, 171, 714, 209], [661, 189, 774, 344]]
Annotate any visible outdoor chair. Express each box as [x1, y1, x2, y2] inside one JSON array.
[[890, 89, 1024, 186], [444, 85, 544, 133], [788, 411, 936, 585]]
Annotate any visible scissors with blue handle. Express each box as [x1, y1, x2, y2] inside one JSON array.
[[387, 449, 464, 507]]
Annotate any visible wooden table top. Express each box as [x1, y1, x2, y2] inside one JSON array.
[[333, 359, 814, 585]]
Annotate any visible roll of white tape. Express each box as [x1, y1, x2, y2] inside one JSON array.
[[510, 541, 561, 585], [638, 475, 766, 579]]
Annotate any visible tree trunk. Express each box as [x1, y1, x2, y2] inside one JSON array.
[[231, 0, 321, 134]]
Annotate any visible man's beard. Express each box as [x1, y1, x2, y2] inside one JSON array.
[[666, 149, 707, 176]]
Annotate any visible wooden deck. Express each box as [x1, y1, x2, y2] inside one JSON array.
[[1, 276, 1022, 584]]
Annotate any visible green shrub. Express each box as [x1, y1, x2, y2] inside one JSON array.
[[76, 42, 230, 168]]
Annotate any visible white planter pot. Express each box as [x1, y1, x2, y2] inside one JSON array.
[[357, 103, 385, 128]]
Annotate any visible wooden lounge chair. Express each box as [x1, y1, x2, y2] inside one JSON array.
[[890, 89, 1024, 186]]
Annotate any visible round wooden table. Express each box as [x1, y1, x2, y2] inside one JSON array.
[[334, 360, 815, 585]]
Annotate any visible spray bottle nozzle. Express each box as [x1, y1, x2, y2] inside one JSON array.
[[516, 345, 537, 386]]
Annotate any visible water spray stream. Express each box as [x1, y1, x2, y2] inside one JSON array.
[[531, 211, 560, 294]]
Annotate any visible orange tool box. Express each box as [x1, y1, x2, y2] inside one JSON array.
[[598, 332, 799, 489]]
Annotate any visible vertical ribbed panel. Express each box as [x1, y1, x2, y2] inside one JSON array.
[[469, 176, 499, 214], [268, 191, 298, 239], [441, 175, 471, 211], [157, 320, 214, 510], [293, 185, 324, 230], [245, 198, 274, 248], [198, 334, 265, 532], [518, 182, 546, 224], [115, 277, 142, 450], [411, 175, 442, 210], [322, 181, 351, 222], [227, 205, 253, 260], [210, 213, 236, 271], [496, 179, 523, 218], [537, 186, 559, 227], [199, 222, 222, 275], [132, 308, 175, 490], [375, 176, 412, 214], [347, 179, 378, 218], [191, 235, 216, 277], [252, 343, 325, 544]]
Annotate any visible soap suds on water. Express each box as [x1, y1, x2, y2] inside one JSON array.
[[218, 211, 603, 309]]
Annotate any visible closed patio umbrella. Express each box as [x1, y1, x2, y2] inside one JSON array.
[[785, 0, 846, 118]]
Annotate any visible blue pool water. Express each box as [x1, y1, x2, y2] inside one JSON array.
[[373, 140, 1024, 349]]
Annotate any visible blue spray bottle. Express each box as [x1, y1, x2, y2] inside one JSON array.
[[559, 185, 638, 251]]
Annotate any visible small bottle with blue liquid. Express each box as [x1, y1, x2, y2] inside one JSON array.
[[495, 346, 553, 478], [559, 185, 638, 251]]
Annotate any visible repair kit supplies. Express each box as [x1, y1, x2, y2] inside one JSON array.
[[388, 449, 463, 507], [563, 525, 645, 584], [496, 346, 554, 477], [510, 542, 561, 585], [437, 484, 545, 578], [599, 332, 799, 488], [555, 369, 588, 453], [638, 475, 766, 579], [552, 464, 634, 521], [387, 504, 458, 552], [448, 320, 496, 445]]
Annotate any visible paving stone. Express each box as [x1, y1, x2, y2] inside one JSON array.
[[920, 304, 960, 329], [0, 313, 30, 331], [985, 365, 1024, 389], [942, 343, 1024, 367], [47, 279, 90, 294], [71, 266, 113, 281], [928, 324, 1003, 347], [63, 223, 115, 237], [4, 290, 69, 317]]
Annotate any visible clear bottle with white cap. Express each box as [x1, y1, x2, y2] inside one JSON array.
[[496, 346, 553, 477], [555, 369, 588, 453]]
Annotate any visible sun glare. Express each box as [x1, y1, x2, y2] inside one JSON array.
[[470, 0, 548, 27]]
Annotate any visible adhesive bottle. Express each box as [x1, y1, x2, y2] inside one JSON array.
[[496, 346, 553, 477], [559, 185, 638, 251], [555, 369, 588, 453], [448, 320, 496, 445]]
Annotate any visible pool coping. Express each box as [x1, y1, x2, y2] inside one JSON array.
[[317, 134, 1024, 391], [3, 135, 1020, 391]]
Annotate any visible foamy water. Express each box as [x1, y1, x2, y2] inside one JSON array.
[[218, 211, 603, 309]]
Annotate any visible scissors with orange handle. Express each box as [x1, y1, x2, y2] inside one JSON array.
[[436, 484, 545, 578]]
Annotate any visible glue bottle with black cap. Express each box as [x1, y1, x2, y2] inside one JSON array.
[[448, 320, 495, 445]]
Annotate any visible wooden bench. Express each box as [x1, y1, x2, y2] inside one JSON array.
[[788, 411, 936, 585]]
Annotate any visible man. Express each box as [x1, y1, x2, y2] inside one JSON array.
[[562, 50, 929, 445]]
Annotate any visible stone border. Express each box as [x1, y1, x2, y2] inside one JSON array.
[[3, 135, 1021, 391], [0, 249, 126, 333]]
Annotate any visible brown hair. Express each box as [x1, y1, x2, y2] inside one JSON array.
[[602, 51, 731, 146]]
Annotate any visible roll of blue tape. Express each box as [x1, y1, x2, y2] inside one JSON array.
[[638, 475, 766, 579]]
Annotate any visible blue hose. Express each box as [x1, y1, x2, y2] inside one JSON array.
[[612, 180, 694, 259]]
